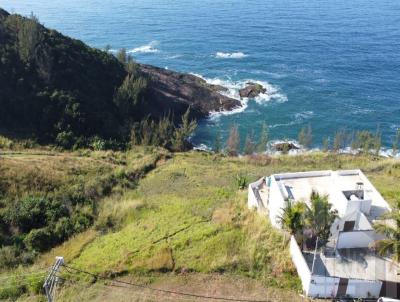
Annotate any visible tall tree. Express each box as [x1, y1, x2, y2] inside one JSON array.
[[226, 124, 240, 156], [244, 131, 256, 155], [214, 130, 222, 153], [17, 13, 43, 63], [257, 122, 269, 153], [372, 199, 400, 262], [333, 130, 346, 152], [373, 126, 382, 156], [298, 124, 312, 149], [116, 48, 128, 64], [322, 137, 330, 152], [172, 107, 197, 151], [392, 129, 400, 157]]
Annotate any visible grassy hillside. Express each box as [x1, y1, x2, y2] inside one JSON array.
[[1, 149, 399, 301], [0, 147, 168, 274]]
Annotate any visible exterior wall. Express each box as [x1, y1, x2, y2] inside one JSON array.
[[308, 275, 339, 298], [346, 198, 372, 216], [358, 170, 392, 216], [336, 230, 385, 249], [248, 169, 393, 300], [358, 213, 373, 230], [307, 276, 382, 299], [289, 236, 311, 294], [346, 279, 382, 299], [247, 178, 266, 210], [268, 176, 286, 227], [247, 184, 259, 209]]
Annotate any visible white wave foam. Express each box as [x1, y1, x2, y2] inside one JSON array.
[[193, 143, 213, 152], [190, 74, 287, 119], [128, 41, 159, 54], [165, 54, 182, 59], [270, 111, 314, 129], [294, 111, 314, 121], [215, 52, 248, 59]]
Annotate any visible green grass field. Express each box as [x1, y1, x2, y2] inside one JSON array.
[[1, 149, 399, 301]]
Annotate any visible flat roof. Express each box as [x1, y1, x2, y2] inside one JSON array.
[[304, 248, 400, 283], [273, 170, 363, 201], [271, 170, 391, 218]]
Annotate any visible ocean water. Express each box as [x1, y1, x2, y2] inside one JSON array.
[[2, 0, 400, 150]]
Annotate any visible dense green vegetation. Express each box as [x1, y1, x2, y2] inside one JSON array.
[[0, 148, 399, 301], [0, 146, 169, 273], [0, 9, 196, 150]]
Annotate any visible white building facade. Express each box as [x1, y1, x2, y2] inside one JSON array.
[[248, 170, 400, 300]]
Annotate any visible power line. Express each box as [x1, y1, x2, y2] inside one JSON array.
[[62, 263, 275, 302]]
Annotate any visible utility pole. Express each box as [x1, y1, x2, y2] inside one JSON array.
[[43, 256, 64, 302], [311, 236, 319, 274]]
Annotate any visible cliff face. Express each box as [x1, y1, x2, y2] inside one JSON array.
[[139, 64, 240, 118], [0, 8, 240, 144]]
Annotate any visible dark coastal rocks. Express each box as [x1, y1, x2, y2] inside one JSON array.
[[239, 82, 266, 99], [273, 142, 300, 152], [138, 64, 241, 118]]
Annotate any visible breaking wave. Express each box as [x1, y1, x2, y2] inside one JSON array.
[[128, 41, 159, 54], [190, 73, 287, 119], [215, 52, 248, 59]]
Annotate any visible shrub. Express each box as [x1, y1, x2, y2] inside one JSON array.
[[6, 197, 68, 233], [235, 174, 248, 190], [90, 136, 107, 151], [55, 131, 76, 149], [54, 217, 75, 241], [71, 211, 93, 233], [0, 283, 26, 300], [0, 135, 13, 148], [0, 246, 20, 268], [23, 228, 53, 252], [26, 273, 45, 295]]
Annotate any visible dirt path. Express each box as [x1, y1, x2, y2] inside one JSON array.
[[57, 273, 315, 302]]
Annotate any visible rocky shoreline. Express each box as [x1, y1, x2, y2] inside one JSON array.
[[138, 64, 267, 119]]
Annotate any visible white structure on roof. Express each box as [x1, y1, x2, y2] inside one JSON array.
[[248, 169, 400, 300]]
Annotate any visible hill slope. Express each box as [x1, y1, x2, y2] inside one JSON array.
[[1, 150, 399, 301], [0, 8, 240, 147]]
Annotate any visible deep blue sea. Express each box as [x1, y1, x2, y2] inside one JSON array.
[[2, 0, 400, 150]]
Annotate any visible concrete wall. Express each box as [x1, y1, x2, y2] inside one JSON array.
[[308, 277, 382, 299], [346, 198, 372, 216], [358, 213, 373, 230], [346, 279, 382, 299], [248, 184, 259, 209], [247, 178, 266, 211], [336, 230, 384, 249], [289, 236, 311, 294], [358, 170, 392, 216], [268, 176, 286, 227], [308, 275, 339, 299]]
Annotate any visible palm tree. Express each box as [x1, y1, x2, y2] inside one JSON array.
[[277, 199, 306, 236], [305, 191, 338, 244], [372, 199, 400, 262]]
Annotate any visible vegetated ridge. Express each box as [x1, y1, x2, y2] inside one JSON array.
[[0, 8, 240, 148]]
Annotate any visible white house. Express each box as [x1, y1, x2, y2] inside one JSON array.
[[248, 170, 400, 300]]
